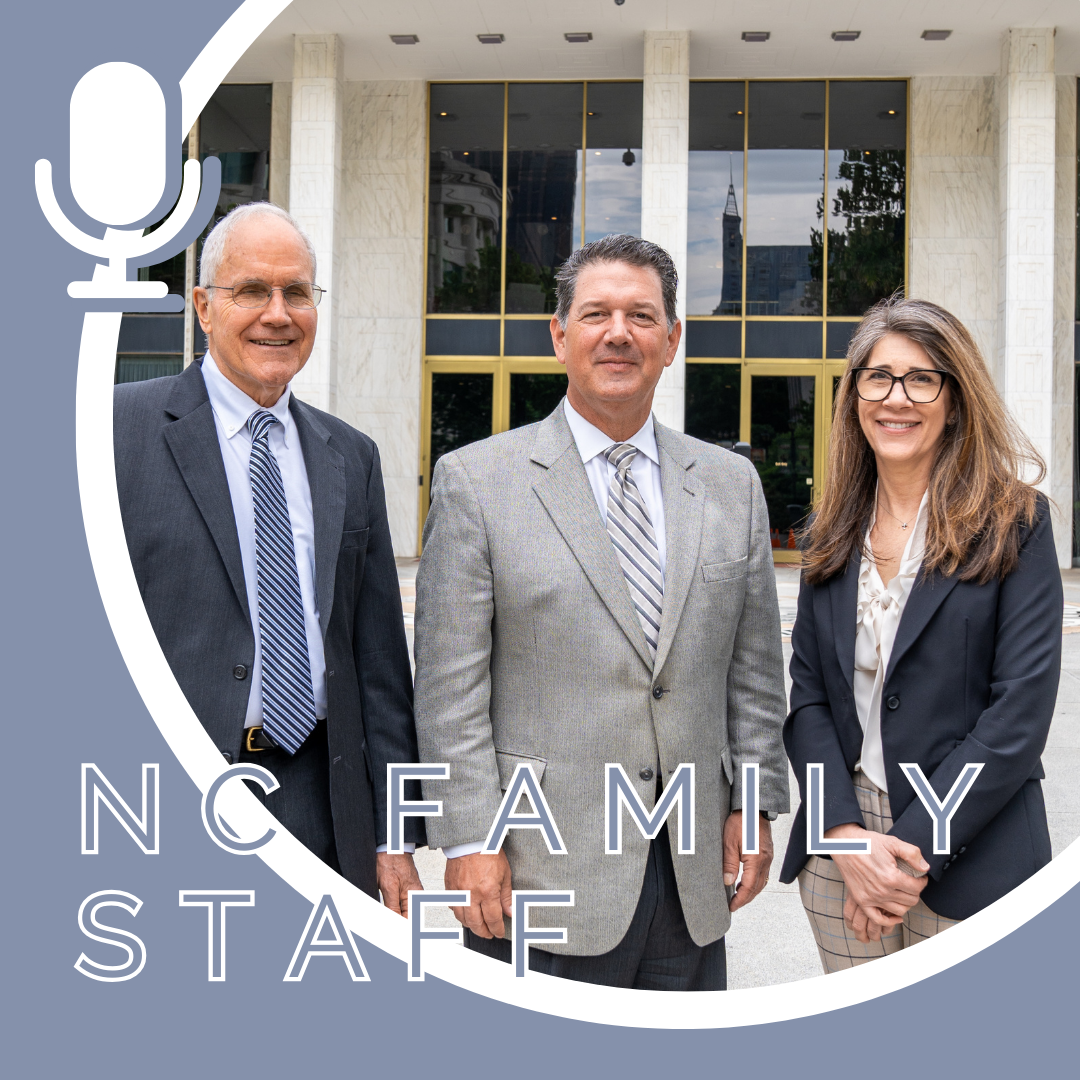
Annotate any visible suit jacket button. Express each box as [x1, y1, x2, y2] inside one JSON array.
[[652, 686, 664, 700], [221, 751, 233, 764], [959, 846, 967, 854], [233, 664, 248, 680], [886, 695, 900, 710], [639, 768, 654, 782]]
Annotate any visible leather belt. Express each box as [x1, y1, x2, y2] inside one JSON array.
[[244, 725, 278, 752]]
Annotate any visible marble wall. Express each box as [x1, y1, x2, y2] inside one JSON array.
[[269, 80, 291, 210], [909, 76, 1000, 369], [641, 30, 689, 433], [336, 80, 426, 557]]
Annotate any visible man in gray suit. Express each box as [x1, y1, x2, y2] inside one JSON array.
[[414, 234, 788, 989], [115, 203, 423, 912]]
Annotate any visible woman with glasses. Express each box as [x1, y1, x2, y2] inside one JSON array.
[[778, 297, 1062, 972]]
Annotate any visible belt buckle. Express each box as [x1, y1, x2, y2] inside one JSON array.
[[245, 726, 266, 753]]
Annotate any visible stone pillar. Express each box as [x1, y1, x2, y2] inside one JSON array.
[[1053, 74, 1076, 566], [288, 35, 343, 413], [998, 29, 1057, 536], [640, 30, 689, 432], [338, 81, 427, 557], [269, 80, 291, 210], [908, 77, 999, 370]]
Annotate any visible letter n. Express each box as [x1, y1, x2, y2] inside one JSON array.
[[82, 763, 159, 855]]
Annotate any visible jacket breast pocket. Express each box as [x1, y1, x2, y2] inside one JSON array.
[[494, 749, 547, 790], [340, 527, 369, 553], [701, 556, 748, 584]]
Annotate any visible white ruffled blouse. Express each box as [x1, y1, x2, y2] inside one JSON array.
[[853, 489, 930, 792]]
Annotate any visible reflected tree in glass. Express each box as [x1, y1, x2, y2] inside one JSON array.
[[685, 364, 741, 447], [430, 373, 494, 485], [509, 373, 569, 428]]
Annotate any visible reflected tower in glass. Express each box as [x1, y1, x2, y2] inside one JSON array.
[[427, 84, 505, 313]]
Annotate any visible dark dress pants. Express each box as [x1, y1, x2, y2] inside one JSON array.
[[466, 825, 726, 990], [240, 717, 341, 873]]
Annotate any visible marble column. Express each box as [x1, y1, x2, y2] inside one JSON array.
[[338, 81, 426, 557], [998, 28, 1057, 550], [288, 35, 343, 413], [269, 80, 291, 210], [640, 30, 689, 432], [1053, 74, 1076, 565]]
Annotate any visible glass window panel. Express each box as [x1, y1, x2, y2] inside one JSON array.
[[430, 372, 493, 485], [504, 320, 556, 356], [425, 319, 500, 356], [750, 375, 816, 543], [685, 364, 741, 448], [428, 84, 504, 313], [115, 356, 184, 384], [826, 82, 906, 316], [826, 321, 857, 359], [687, 83, 746, 315], [685, 321, 741, 358], [509, 373, 569, 428], [505, 84, 583, 313], [745, 321, 821, 359], [583, 83, 642, 245], [746, 82, 824, 317]]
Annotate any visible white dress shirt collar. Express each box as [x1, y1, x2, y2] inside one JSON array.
[[201, 352, 294, 446], [562, 396, 659, 467]]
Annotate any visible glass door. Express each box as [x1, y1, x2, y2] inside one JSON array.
[[743, 364, 824, 562]]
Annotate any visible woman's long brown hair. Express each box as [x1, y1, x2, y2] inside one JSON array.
[[802, 297, 1043, 585]]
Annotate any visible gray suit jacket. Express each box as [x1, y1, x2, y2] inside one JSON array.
[[414, 402, 788, 954]]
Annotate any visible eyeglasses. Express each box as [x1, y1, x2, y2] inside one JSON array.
[[852, 367, 949, 403], [205, 282, 325, 309]]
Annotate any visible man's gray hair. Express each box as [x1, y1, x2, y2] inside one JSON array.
[[198, 202, 317, 287], [553, 234, 678, 330]]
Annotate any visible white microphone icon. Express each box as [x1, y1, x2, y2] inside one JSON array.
[[35, 62, 220, 304]]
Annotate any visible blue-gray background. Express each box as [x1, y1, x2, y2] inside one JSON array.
[[1, 3, 1076, 1075]]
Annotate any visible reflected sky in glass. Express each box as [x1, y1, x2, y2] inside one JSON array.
[[686, 151, 743, 314], [584, 147, 641, 244]]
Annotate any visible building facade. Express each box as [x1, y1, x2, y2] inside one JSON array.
[[116, 7, 1080, 567]]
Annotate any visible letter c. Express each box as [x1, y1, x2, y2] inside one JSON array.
[[201, 764, 280, 854]]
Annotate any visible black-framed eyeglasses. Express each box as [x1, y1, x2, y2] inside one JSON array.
[[852, 367, 950, 404], [206, 282, 326, 309]]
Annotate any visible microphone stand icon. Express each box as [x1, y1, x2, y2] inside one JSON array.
[[35, 62, 220, 305]]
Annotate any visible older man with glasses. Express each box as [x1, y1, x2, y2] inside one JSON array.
[[114, 202, 424, 912]]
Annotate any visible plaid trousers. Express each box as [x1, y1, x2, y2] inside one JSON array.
[[798, 772, 959, 973]]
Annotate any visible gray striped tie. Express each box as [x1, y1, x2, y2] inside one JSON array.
[[248, 409, 317, 755], [603, 443, 664, 662]]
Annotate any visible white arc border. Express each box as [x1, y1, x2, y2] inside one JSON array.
[[74, 0, 1080, 1028]]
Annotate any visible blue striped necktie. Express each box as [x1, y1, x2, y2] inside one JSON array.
[[603, 443, 664, 662], [247, 409, 317, 755]]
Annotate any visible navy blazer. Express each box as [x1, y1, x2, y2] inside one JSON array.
[[779, 496, 1061, 920], [114, 360, 424, 897]]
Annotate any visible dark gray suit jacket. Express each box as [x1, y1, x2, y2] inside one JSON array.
[[114, 360, 423, 897]]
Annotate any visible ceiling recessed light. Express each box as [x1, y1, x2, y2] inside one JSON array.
[[742, 31, 770, 43], [565, 32, 593, 43], [921, 29, 952, 41], [477, 33, 504, 44], [551, 216, 558, 220], [832, 30, 860, 42], [390, 34, 419, 45], [594, 151, 601, 155]]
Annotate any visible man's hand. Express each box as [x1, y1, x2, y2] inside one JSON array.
[[826, 823, 929, 943], [376, 851, 423, 917], [723, 811, 774, 912], [443, 851, 513, 939]]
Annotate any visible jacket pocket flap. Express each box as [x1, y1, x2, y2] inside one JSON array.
[[702, 556, 748, 583], [720, 745, 734, 785], [494, 749, 547, 790], [340, 527, 369, 551]]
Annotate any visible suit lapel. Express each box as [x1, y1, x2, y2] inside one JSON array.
[[162, 365, 249, 620], [829, 549, 860, 688], [291, 399, 346, 639], [530, 406, 654, 670], [885, 567, 960, 681], [652, 424, 702, 674]]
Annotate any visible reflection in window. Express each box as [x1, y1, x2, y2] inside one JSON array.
[[825, 82, 906, 316], [430, 373, 494, 485], [506, 84, 583, 313], [509, 373, 568, 428], [746, 83, 824, 317], [750, 375, 815, 543], [583, 83, 643, 245], [687, 82, 745, 315], [428, 84, 504, 313], [685, 364, 741, 447]]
